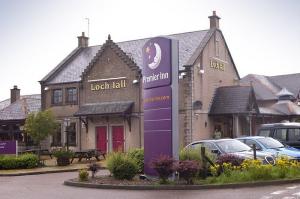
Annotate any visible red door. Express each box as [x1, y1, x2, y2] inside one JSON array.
[[112, 126, 124, 152], [96, 127, 107, 153]]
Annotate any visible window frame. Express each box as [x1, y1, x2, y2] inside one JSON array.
[[65, 87, 78, 104], [52, 89, 63, 105]]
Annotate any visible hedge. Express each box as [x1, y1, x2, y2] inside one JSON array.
[[0, 154, 39, 169]]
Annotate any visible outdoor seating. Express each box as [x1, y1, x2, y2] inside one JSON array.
[[71, 149, 106, 163]]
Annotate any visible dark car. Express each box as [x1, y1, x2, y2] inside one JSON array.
[[237, 136, 300, 161], [257, 122, 300, 149], [185, 138, 275, 164]]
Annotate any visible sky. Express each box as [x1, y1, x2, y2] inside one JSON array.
[[0, 0, 300, 101]]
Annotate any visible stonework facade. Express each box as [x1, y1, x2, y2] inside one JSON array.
[[40, 12, 242, 153]]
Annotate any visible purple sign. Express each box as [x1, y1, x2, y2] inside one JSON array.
[[143, 36, 178, 176], [144, 86, 172, 175], [0, 141, 17, 155], [142, 37, 171, 89]]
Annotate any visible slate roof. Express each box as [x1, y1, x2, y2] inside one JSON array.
[[270, 100, 300, 115], [209, 86, 258, 115], [0, 94, 41, 111], [74, 101, 134, 116], [0, 95, 41, 121], [42, 29, 217, 84], [269, 73, 300, 98], [241, 73, 300, 101]]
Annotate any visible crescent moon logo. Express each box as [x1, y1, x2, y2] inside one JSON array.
[[148, 43, 162, 70]]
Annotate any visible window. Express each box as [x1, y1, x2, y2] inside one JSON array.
[[215, 35, 220, 57], [244, 139, 262, 150], [288, 128, 300, 141], [67, 122, 76, 146], [274, 129, 287, 142], [258, 129, 271, 137], [52, 89, 62, 105], [66, 88, 77, 104], [52, 124, 61, 146]]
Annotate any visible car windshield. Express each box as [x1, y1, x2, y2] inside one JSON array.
[[257, 137, 284, 149], [216, 140, 251, 153]]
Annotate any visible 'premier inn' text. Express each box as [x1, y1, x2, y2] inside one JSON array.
[[143, 72, 169, 84], [91, 79, 127, 91]]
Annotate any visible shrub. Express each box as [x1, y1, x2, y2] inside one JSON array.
[[79, 169, 89, 181], [88, 163, 101, 178], [179, 148, 201, 163], [17, 153, 39, 168], [216, 154, 244, 167], [106, 152, 139, 180], [175, 160, 200, 184], [53, 148, 74, 166], [0, 154, 39, 169], [127, 148, 144, 173], [52, 148, 74, 159], [151, 155, 175, 184]]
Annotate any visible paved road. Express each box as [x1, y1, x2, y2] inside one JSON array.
[[1, 172, 300, 199]]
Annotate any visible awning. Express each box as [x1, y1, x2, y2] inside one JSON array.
[[74, 101, 134, 116]]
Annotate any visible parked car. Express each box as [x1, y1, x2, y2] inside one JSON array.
[[185, 139, 275, 164], [257, 122, 300, 149], [237, 136, 300, 161]]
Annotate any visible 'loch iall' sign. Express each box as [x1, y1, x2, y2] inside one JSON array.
[[143, 37, 179, 175]]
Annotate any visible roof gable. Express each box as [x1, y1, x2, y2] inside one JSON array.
[[81, 36, 140, 79]]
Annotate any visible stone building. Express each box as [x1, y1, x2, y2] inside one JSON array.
[[0, 86, 40, 145], [40, 11, 244, 152]]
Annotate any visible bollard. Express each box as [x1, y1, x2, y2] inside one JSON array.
[[252, 144, 257, 160]]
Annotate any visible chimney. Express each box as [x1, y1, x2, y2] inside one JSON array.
[[209, 11, 221, 29], [77, 32, 89, 48], [10, 85, 20, 104]]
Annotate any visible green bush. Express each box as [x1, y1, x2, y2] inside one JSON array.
[[127, 148, 144, 173], [179, 148, 201, 163], [78, 169, 89, 181], [0, 154, 39, 169], [52, 148, 74, 159], [53, 148, 74, 166], [17, 153, 39, 168], [106, 152, 139, 180]]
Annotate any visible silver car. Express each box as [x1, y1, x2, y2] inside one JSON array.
[[185, 138, 275, 164]]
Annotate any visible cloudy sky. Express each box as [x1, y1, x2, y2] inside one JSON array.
[[0, 0, 299, 100]]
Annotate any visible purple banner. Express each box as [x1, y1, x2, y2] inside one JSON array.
[[0, 141, 17, 155], [142, 37, 171, 89], [144, 86, 172, 175]]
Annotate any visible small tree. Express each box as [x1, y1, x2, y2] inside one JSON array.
[[25, 109, 58, 161]]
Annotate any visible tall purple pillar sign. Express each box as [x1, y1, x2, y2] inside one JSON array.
[[143, 37, 179, 175]]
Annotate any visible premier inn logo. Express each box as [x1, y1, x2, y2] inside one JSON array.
[[88, 77, 127, 91]]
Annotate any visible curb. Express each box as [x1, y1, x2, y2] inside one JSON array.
[[64, 178, 300, 190], [0, 168, 84, 177]]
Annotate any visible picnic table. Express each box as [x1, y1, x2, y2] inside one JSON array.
[[71, 149, 106, 163]]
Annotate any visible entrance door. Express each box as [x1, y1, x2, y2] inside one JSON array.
[[96, 126, 107, 153], [112, 126, 124, 152]]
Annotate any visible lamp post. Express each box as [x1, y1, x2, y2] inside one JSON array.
[[64, 118, 70, 150]]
